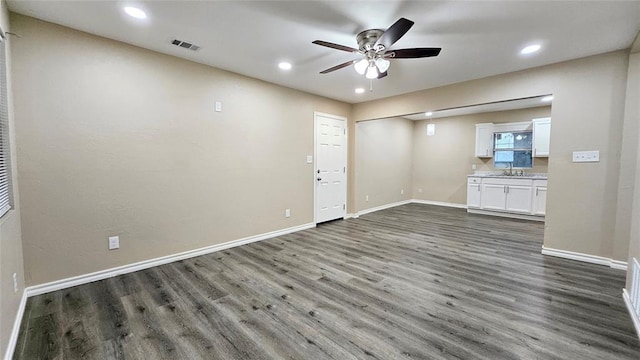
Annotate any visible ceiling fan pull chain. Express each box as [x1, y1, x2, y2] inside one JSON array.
[[370, 79, 374, 92]]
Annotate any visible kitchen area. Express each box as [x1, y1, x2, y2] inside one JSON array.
[[467, 114, 550, 220], [355, 95, 553, 216]]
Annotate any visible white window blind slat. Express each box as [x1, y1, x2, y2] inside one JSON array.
[[0, 35, 12, 219]]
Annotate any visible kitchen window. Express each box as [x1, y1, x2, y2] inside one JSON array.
[[493, 131, 533, 169]]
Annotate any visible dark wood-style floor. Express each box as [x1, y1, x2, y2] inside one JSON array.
[[14, 204, 640, 359]]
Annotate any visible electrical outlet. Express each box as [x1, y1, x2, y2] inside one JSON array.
[[365, 195, 369, 202], [471, 164, 477, 170], [401, 189, 404, 195], [13, 273, 18, 293], [285, 209, 291, 218], [108, 236, 120, 250]]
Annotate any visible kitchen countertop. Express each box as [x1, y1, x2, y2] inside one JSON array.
[[467, 172, 547, 180]]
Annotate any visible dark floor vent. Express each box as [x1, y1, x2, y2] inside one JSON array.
[[171, 39, 201, 51]]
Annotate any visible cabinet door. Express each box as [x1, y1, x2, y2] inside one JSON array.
[[533, 118, 551, 157], [475, 124, 493, 158], [532, 186, 547, 215], [467, 183, 481, 208], [481, 184, 506, 210], [505, 185, 533, 213]]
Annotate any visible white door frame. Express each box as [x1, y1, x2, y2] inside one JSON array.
[[314, 112, 348, 224]]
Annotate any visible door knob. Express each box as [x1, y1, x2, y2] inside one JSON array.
[[317, 177, 322, 181]]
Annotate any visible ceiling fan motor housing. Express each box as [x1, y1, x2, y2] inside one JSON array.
[[356, 29, 384, 52]]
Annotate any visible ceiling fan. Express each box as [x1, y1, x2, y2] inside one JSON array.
[[312, 18, 441, 79]]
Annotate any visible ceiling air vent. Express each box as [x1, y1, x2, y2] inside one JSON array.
[[171, 39, 201, 51]]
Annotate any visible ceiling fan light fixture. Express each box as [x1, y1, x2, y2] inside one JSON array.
[[375, 58, 390, 73], [365, 65, 378, 79], [354, 58, 368, 75]]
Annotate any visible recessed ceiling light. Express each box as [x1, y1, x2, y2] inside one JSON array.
[[520, 44, 541, 55], [278, 62, 292, 70], [124, 6, 147, 19], [355, 88, 365, 94], [425, 112, 433, 116], [541, 95, 554, 102]]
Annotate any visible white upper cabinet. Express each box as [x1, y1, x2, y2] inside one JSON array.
[[532, 117, 551, 157], [475, 123, 494, 158]]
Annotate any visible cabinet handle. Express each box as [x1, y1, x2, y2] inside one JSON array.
[[503, 186, 506, 193], [477, 185, 480, 192], [506, 186, 509, 194], [536, 188, 539, 196]]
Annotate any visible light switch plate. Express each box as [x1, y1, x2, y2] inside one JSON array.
[[306, 155, 313, 164], [108, 236, 120, 250], [572, 150, 600, 163], [215, 101, 222, 112]]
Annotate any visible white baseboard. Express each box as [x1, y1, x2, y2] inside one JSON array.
[[611, 260, 629, 270], [344, 213, 359, 219], [541, 246, 627, 270], [411, 199, 467, 209], [4, 289, 27, 360], [467, 208, 545, 222], [357, 200, 412, 216], [357, 198, 467, 217], [623, 289, 640, 340], [25, 222, 315, 297]]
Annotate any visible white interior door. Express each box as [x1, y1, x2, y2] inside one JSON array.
[[315, 113, 347, 223]]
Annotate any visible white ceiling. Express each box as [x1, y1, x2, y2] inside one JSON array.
[[7, 1, 640, 104]]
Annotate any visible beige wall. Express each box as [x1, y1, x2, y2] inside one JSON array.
[[355, 117, 413, 212], [0, 1, 24, 357], [10, 15, 351, 285], [626, 36, 640, 291], [412, 107, 551, 205], [353, 51, 629, 262]]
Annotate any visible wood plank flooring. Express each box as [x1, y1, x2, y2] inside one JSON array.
[[14, 204, 640, 359]]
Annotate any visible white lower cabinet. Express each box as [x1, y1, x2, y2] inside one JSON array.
[[504, 185, 533, 214], [468, 176, 546, 218], [481, 183, 508, 211], [532, 180, 548, 216], [467, 177, 482, 208]]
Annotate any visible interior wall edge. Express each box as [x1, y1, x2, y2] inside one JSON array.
[[2, 288, 26, 360]]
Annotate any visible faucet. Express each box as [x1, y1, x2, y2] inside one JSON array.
[[502, 162, 515, 176]]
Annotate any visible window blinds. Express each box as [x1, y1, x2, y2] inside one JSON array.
[[0, 36, 12, 218]]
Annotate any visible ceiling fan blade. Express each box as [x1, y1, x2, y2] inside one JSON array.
[[377, 71, 388, 79], [375, 18, 414, 49], [312, 40, 358, 53], [319, 59, 357, 74], [386, 48, 441, 59]]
